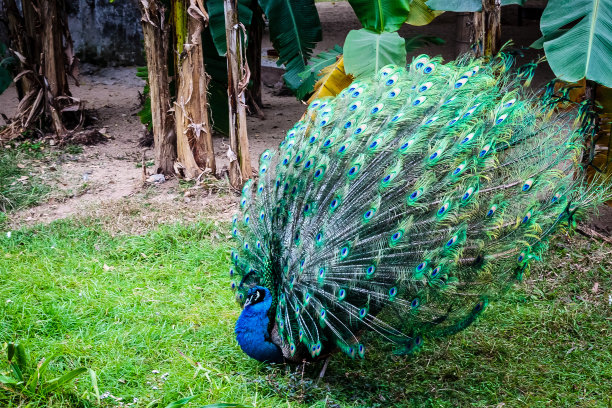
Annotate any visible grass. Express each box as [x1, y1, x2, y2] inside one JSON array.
[[0, 218, 611, 407], [0, 141, 51, 212]]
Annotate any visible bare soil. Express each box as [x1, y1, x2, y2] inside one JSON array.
[[1, 2, 610, 235]]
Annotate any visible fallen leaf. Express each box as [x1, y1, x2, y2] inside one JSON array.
[[591, 282, 599, 294]]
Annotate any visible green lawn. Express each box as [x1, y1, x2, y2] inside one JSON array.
[[0, 219, 610, 407]]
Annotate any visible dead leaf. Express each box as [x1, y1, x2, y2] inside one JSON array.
[[591, 282, 599, 293]]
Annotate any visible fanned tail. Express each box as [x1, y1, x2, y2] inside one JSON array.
[[230, 53, 611, 360]]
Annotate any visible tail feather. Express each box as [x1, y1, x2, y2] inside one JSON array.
[[231, 54, 610, 359]]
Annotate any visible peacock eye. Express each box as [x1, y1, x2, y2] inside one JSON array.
[[445, 235, 457, 247], [479, 145, 490, 158], [366, 265, 375, 277], [495, 113, 508, 125], [349, 101, 361, 111], [425, 116, 438, 125], [344, 121, 352, 129], [522, 178, 533, 191], [385, 74, 399, 86], [388, 87, 401, 98], [437, 203, 449, 215], [503, 98, 516, 108], [370, 103, 383, 114], [424, 63, 435, 74], [522, 211, 532, 224], [453, 163, 466, 175], [460, 133, 475, 145], [413, 96, 426, 106], [462, 187, 475, 201], [411, 298, 420, 308], [486, 204, 497, 217], [354, 125, 367, 134], [448, 116, 460, 126], [409, 188, 422, 201], [454, 77, 468, 88], [418, 81, 433, 92]]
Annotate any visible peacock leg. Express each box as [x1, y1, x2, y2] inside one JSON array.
[[317, 356, 331, 380]]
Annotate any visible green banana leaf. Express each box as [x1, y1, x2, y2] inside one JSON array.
[[206, 0, 254, 56], [296, 45, 343, 99], [259, 0, 322, 92], [202, 25, 230, 135], [343, 29, 407, 79], [405, 0, 444, 26], [428, 0, 524, 12], [346, 0, 411, 33], [539, 0, 612, 87]]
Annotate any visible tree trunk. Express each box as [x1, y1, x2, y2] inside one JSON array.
[[473, 0, 501, 57], [173, 0, 216, 179], [1, 0, 75, 140], [41, 0, 70, 98], [139, 0, 177, 175], [246, 7, 264, 119], [455, 12, 474, 56], [225, 0, 252, 187], [454, 0, 501, 58]]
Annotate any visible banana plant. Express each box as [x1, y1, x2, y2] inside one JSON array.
[[298, 0, 444, 102], [532, 0, 612, 88]]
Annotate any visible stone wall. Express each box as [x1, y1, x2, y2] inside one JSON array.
[[67, 0, 144, 66]]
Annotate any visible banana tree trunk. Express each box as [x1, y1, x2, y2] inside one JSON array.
[[474, 0, 501, 57], [1, 0, 75, 139], [225, 0, 252, 187], [454, 0, 501, 58], [139, 0, 177, 175], [173, 0, 216, 179]]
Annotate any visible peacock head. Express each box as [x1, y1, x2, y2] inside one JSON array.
[[242, 286, 273, 314]]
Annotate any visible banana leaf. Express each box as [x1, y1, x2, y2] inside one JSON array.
[[259, 0, 322, 92], [306, 56, 353, 104], [539, 0, 612, 87], [206, 0, 254, 56], [343, 29, 407, 79], [405, 0, 444, 26], [296, 45, 343, 99], [202, 25, 230, 135], [346, 0, 411, 33]]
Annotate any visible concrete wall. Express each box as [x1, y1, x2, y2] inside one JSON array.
[[67, 0, 144, 66]]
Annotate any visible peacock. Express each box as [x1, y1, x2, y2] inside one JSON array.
[[230, 53, 610, 364]]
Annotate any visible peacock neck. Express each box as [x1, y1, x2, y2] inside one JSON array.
[[235, 302, 283, 363]]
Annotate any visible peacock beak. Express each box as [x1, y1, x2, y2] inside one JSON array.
[[243, 298, 252, 308]]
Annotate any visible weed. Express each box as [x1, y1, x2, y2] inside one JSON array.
[[64, 145, 84, 155], [0, 146, 50, 212], [0, 342, 99, 406]]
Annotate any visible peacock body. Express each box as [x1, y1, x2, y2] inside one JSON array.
[[230, 54, 608, 363]]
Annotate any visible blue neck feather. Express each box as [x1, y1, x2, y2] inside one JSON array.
[[235, 287, 283, 363]]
